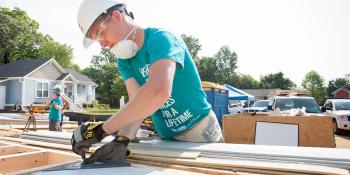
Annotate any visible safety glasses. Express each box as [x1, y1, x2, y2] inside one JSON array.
[[90, 14, 112, 41]]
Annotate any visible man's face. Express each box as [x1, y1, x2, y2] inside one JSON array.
[[88, 11, 125, 48], [52, 93, 58, 98]]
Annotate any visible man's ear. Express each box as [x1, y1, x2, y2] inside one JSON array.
[[111, 11, 122, 22]]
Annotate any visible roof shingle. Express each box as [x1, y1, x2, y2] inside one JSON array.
[[0, 59, 48, 77], [64, 68, 95, 84]]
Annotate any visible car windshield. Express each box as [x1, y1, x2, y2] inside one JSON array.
[[275, 98, 321, 113], [334, 102, 350, 111], [252, 101, 269, 107]]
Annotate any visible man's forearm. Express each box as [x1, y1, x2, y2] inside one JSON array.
[[102, 82, 169, 134], [118, 119, 144, 139]]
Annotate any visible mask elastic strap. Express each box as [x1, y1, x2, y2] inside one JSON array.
[[125, 26, 137, 40]]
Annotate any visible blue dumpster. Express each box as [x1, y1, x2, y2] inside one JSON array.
[[204, 88, 229, 127]]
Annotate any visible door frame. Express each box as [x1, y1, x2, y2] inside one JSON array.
[[0, 86, 6, 110]]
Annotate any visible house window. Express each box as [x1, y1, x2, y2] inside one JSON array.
[[36, 82, 49, 98]]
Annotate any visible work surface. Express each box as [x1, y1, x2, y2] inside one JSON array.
[[30, 166, 203, 175]]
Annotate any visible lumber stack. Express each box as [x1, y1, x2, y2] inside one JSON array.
[[1, 131, 350, 175], [0, 141, 205, 175]]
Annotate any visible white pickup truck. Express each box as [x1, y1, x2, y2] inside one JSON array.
[[322, 99, 350, 134], [268, 96, 323, 115]]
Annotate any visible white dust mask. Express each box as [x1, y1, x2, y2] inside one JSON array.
[[111, 26, 138, 59]]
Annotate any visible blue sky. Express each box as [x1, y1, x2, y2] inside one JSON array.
[[1, 0, 349, 86]]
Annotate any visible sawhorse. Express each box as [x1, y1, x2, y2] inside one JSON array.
[[24, 108, 37, 132]]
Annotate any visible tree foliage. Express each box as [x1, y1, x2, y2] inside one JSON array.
[[0, 7, 79, 71], [232, 74, 260, 89], [214, 46, 238, 84], [327, 78, 349, 97], [259, 72, 296, 90], [181, 34, 202, 61], [301, 71, 327, 105], [82, 48, 127, 107]]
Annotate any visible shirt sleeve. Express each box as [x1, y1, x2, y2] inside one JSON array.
[[58, 98, 63, 108], [148, 31, 185, 70], [117, 59, 134, 81]]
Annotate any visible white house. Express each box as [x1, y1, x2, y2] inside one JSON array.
[[0, 59, 97, 111]]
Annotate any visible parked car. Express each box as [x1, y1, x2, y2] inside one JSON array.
[[321, 99, 350, 134], [268, 96, 322, 115], [228, 102, 243, 114], [242, 100, 269, 113]]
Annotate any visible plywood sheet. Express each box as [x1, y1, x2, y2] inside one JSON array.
[[222, 115, 335, 147]]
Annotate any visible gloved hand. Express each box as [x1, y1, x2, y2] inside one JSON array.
[[71, 122, 108, 158], [83, 135, 130, 164]]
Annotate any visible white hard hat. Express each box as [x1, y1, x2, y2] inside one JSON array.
[[77, 0, 124, 48]]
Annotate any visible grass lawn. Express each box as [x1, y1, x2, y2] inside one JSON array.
[[82, 108, 119, 115]]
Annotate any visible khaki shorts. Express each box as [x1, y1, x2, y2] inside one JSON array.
[[174, 110, 224, 143]]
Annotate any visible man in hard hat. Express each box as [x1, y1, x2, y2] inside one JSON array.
[[72, 0, 223, 164], [49, 85, 63, 131]]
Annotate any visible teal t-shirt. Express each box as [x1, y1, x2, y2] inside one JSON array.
[[117, 28, 211, 140], [49, 97, 62, 121]]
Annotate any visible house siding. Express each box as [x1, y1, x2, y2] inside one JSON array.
[[6, 80, 22, 105], [28, 62, 62, 79], [0, 81, 8, 104], [91, 86, 96, 100], [24, 79, 37, 104]]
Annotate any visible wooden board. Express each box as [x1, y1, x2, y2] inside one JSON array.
[[0, 145, 38, 156], [222, 115, 335, 147], [0, 136, 200, 159], [131, 149, 200, 159], [0, 151, 48, 173], [131, 155, 349, 175], [0, 118, 77, 125], [0, 141, 80, 174]]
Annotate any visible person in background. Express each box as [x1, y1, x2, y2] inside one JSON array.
[[49, 85, 63, 131]]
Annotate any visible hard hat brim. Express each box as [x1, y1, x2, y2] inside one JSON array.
[[83, 37, 95, 48]]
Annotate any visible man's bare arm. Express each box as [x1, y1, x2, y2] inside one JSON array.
[[102, 59, 176, 135]]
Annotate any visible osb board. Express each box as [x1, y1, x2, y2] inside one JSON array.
[[222, 115, 335, 147]]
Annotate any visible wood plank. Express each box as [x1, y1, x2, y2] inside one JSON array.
[[131, 155, 349, 175], [132, 149, 200, 159], [0, 136, 72, 150], [129, 140, 350, 163], [129, 159, 241, 175], [20, 135, 71, 145], [47, 151, 81, 164], [0, 145, 38, 156], [0, 151, 48, 173]]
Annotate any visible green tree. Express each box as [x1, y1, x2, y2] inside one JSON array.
[[37, 35, 74, 68], [196, 56, 219, 83], [327, 78, 349, 97], [231, 74, 260, 89], [0, 7, 80, 71], [181, 34, 202, 61], [82, 48, 127, 107], [214, 46, 238, 84], [0, 7, 41, 64], [259, 72, 296, 89], [301, 71, 327, 105]]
